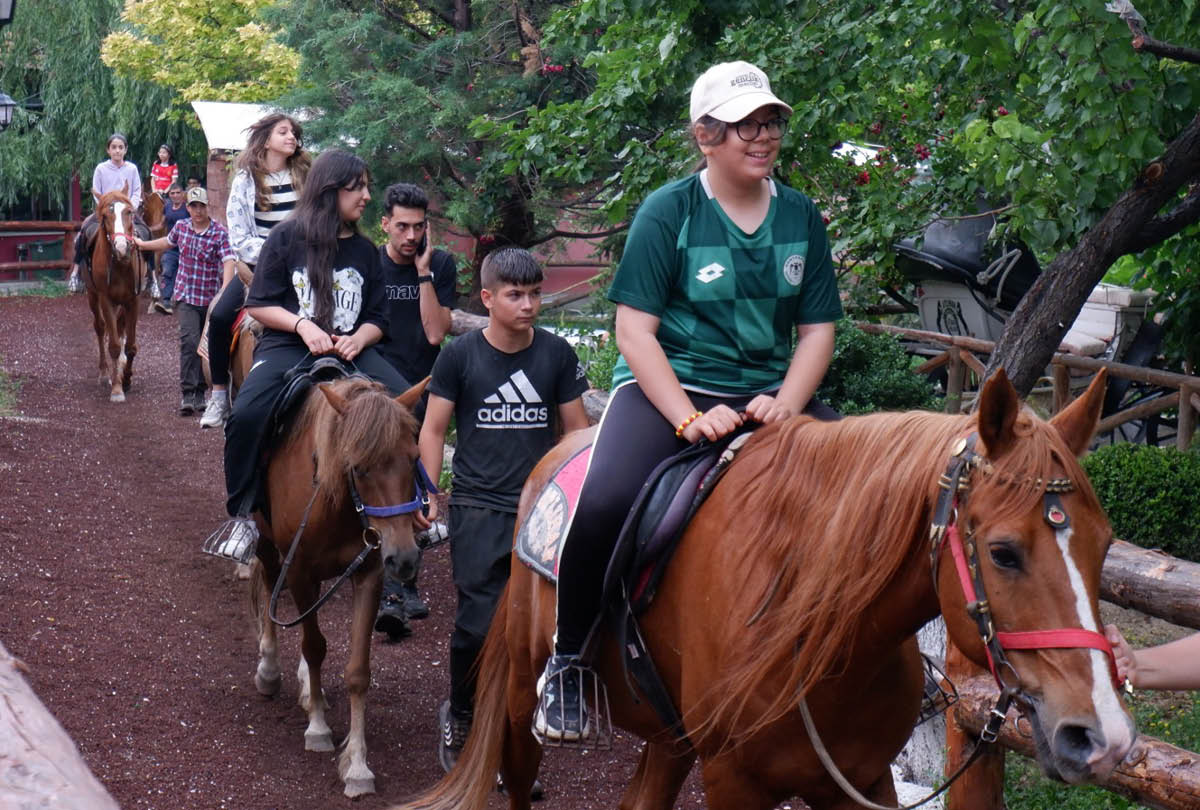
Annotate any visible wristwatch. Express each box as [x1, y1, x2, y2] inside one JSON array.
[[418, 275, 434, 284]]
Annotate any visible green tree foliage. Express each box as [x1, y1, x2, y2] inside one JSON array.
[[0, 0, 206, 214], [269, 0, 608, 303], [101, 0, 300, 113], [478, 0, 1200, 390], [817, 320, 942, 414]]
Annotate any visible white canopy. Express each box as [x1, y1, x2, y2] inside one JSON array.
[[190, 101, 279, 152]]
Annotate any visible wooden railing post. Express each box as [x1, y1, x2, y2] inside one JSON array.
[[1179, 384, 1196, 451], [945, 640, 1006, 810], [946, 348, 964, 414], [1052, 363, 1071, 414]]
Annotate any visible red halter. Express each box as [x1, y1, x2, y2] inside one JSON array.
[[932, 435, 1121, 695]]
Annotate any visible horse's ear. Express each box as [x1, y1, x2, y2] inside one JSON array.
[[1050, 368, 1107, 457], [977, 368, 1020, 458], [121, 180, 129, 196], [395, 376, 431, 411], [318, 382, 349, 415]]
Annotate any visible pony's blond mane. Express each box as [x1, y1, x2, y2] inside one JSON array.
[[700, 404, 1101, 743], [284, 376, 417, 511]]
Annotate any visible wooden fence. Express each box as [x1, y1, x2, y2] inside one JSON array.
[[856, 322, 1198, 451], [0, 220, 79, 277]]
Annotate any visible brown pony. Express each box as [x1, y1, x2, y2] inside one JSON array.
[[394, 370, 1134, 810], [249, 375, 428, 798], [140, 187, 166, 312], [85, 187, 146, 402]]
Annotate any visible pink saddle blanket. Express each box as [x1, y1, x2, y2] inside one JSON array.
[[513, 442, 592, 583]]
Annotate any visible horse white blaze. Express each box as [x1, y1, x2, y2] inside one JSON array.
[[1055, 526, 1132, 760], [111, 200, 130, 257]]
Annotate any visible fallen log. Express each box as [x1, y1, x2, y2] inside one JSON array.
[[953, 675, 1200, 810], [0, 641, 119, 809], [1101, 540, 1200, 631]]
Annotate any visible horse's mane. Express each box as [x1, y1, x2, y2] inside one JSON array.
[[700, 404, 1100, 743], [286, 376, 417, 510]]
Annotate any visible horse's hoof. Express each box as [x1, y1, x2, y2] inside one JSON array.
[[110, 392, 125, 403], [235, 562, 253, 580], [342, 776, 375, 798], [254, 669, 281, 696], [304, 730, 335, 752]]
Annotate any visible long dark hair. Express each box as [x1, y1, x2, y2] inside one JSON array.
[[237, 113, 311, 210], [294, 150, 370, 331]]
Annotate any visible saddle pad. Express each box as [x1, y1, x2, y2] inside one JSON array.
[[514, 442, 592, 583]]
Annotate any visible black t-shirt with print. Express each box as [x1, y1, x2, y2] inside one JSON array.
[[429, 328, 588, 512], [377, 245, 457, 385], [247, 219, 389, 354]]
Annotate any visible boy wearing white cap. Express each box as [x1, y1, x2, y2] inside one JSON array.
[[535, 61, 842, 741], [136, 187, 236, 415]]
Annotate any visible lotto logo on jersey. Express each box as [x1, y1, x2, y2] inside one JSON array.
[[478, 370, 550, 428]]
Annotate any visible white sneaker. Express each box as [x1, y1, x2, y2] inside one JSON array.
[[199, 394, 231, 429], [216, 519, 258, 563], [67, 267, 82, 293]]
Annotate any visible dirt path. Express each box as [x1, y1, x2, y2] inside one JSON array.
[[0, 293, 699, 809]]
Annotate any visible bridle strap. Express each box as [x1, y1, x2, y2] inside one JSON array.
[[356, 460, 438, 518]]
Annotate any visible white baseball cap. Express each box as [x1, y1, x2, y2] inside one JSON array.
[[186, 186, 209, 206], [689, 61, 793, 124]]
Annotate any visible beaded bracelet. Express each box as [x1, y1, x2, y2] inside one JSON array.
[[674, 411, 703, 438]]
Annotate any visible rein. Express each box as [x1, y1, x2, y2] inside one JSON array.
[[268, 459, 438, 628], [803, 433, 1119, 810]]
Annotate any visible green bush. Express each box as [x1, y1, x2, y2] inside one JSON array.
[[817, 319, 943, 414], [1082, 443, 1200, 562]]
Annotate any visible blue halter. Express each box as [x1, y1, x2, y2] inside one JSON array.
[[354, 459, 440, 518]]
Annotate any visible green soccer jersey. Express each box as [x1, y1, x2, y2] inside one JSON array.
[[609, 171, 843, 394]]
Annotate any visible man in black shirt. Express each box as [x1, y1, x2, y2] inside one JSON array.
[[374, 183, 457, 637]]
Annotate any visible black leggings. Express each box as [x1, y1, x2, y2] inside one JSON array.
[[208, 275, 246, 387], [553, 382, 839, 656]]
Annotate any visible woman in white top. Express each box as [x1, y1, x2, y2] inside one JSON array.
[[199, 114, 311, 429], [69, 133, 149, 292]]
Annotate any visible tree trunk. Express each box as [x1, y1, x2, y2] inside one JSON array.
[[986, 112, 1200, 396], [0, 641, 120, 809]]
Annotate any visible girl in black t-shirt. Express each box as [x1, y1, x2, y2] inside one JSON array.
[[216, 150, 409, 550]]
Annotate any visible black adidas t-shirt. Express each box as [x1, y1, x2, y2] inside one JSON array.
[[430, 328, 588, 512], [247, 219, 388, 354], [376, 246, 457, 384]]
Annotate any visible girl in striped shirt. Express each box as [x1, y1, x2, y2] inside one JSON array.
[[200, 114, 311, 429]]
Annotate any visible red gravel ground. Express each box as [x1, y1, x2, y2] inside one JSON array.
[[0, 293, 714, 810]]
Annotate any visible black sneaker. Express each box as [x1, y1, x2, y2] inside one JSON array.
[[374, 592, 412, 639], [533, 655, 589, 741], [438, 699, 471, 774], [401, 581, 429, 620], [179, 397, 195, 416]]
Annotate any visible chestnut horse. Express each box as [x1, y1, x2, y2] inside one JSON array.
[[84, 188, 146, 402], [248, 374, 429, 798], [140, 187, 166, 311], [395, 370, 1133, 810]]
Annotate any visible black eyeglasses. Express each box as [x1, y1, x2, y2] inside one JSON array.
[[732, 117, 788, 141]]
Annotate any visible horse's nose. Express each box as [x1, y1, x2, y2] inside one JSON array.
[[114, 237, 129, 257], [1052, 715, 1134, 782], [384, 543, 420, 583]]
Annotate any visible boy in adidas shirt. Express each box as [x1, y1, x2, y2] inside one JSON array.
[[418, 247, 590, 774]]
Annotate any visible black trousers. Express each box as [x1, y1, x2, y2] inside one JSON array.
[[207, 275, 246, 387], [177, 302, 208, 399], [553, 382, 840, 656], [223, 343, 410, 517], [448, 504, 515, 715]]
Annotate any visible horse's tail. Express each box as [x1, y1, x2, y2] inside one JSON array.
[[390, 589, 512, 810]]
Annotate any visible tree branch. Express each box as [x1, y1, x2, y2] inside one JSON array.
[[1108, 0, 1200, 64], [1128, 183, 1200, 253], [376, 1, 434, 41], [526, 224, 628, 248]]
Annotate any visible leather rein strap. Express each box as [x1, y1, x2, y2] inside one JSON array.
[[802, 433, 1118, 810]]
